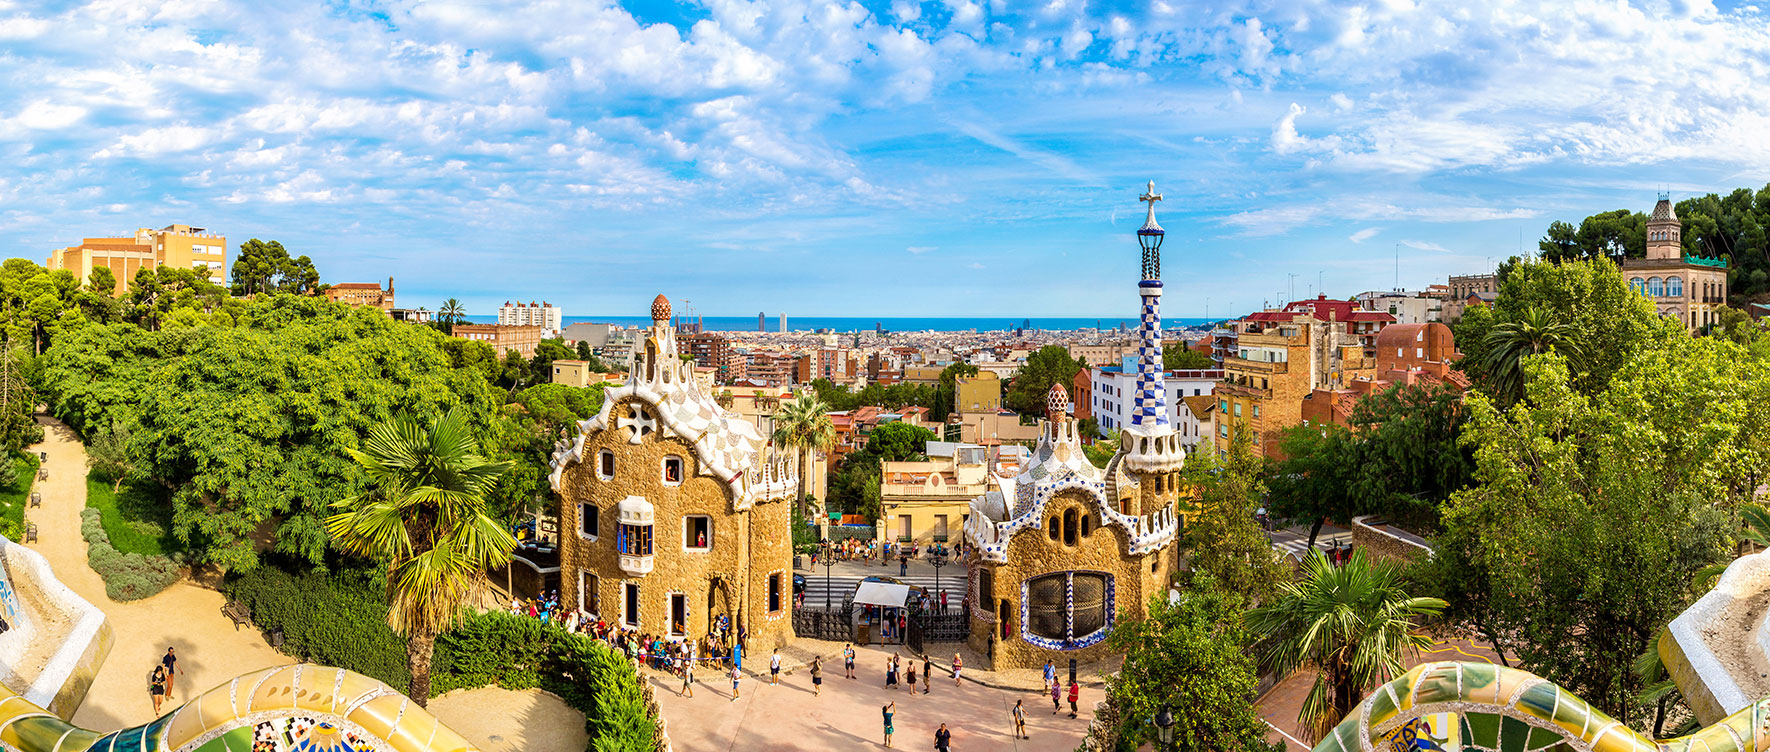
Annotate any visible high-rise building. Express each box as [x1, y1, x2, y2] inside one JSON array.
[[46, 223, 227, 294], [779, 313, 788, 333], [758, 312, 766, 332], [499, 301, 565, 337]]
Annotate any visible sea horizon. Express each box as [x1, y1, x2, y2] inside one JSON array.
[[461, 314, 1220, 333]]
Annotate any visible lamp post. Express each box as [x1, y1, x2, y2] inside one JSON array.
[[928, 550, 948, 611], [820, 539, 836, 610], [1155, 704, 1175, 750]]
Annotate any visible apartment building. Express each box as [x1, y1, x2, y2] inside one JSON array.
[[499, 300, 564, 336], [1214, 312, 1374, 458], [46, 223, 228, 293], [954, 371, 1002, 414], [452, 323, 542, 358], [681, 332, 746, 384], [1089, 359, 1222, 435], [1443, 274, 1497, 321], [1301, 322, 1469, 427], [325, 279, 396, 312], [744, 350, 797, 387], [795, 348, 858, 383], [1356, 290, 1443, 324], [551, 359, 623, 388], [879, 442, 991, 546]]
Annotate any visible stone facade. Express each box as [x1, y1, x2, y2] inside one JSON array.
[[551, 295, 799, 652]]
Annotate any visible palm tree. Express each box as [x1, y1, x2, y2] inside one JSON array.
[[1246, 549, 1447, 741], [439, 299, 465, 327], [772, 397, 836, 519], [1481, 306, 1584, 406], [325, 410, 517, 707]]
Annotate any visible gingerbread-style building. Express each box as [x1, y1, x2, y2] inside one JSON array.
[[962, 182, 1187, 669], [550, 295, 799, 649]]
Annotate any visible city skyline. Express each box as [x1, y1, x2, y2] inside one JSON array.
[[2, 1, 1767, 316]]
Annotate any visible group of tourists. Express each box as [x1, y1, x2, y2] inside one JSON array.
[[1042, 659, 1083, 718]]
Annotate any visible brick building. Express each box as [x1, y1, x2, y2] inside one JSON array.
[[325, 278, 396, 312], [452, 323, 542, 358]]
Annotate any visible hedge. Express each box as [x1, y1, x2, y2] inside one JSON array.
[[223, 563, 411, 689], [0, 451, 39, 542], [433, 611, 660, 752], [79, 507, 180, 600]]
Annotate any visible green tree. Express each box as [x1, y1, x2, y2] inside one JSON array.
[[498, 349, 532, 391], [1481, 306, 1584, 407], [1182, 433, 1283, 605], [1247, 549, 1446, 740], [1162, 343, 1215, 370], [326, 410, 518, 707], [1480, 257, 1680, 398], [231, 239, 320, 295], [1106, 582, 1280, 752], [772, 397, 836, 517], [530, 338, 575, 382], [1265, 423, 1362, 548], [439, 299, 465, 328], [0, 344, 42, 452], [1004, 346, 1082, 415], [1436, 344, 1760, 720]]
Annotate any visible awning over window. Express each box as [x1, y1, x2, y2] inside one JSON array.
[[851, 581, 911, 608]]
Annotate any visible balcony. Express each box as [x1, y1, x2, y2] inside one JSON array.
[[1217, 381, 1273, 399], [1224, 356, 1289, 375]]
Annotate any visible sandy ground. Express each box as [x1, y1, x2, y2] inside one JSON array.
[[429, 686, 586, 752], [23, 416, 578, 752], [649, 641, 1091, 751]]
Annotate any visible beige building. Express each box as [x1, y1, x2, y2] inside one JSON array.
[[325, 279, 396, 312], [1622, 196, 1730, 333], [452, 323, 542, 358], [963, 385, 1183, 669], [954, 371, 1001, 414], [1215, 312, 1374, 458], [714, 388, 830, 503], [1066, 342, 1135, 368], [952, 411, 1040, 446], [879, 443, 991, 546], [550, 360, 622, 388], [46, 223, 227, 293], [1442, 273, 1497, 321], [550, 295, 799, 649]]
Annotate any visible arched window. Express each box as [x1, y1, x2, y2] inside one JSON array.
[[1062, 508, 1078, 546], [1668, 276, 1683, 296], [1630, 277, 1646, 294], [1022, 571, 1114, 649], [1648, 277, 1663, 296], [1048, 516, 1061, 541]]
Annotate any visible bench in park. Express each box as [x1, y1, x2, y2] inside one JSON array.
[[36, 468, 46, 481], [222, 600, 252, 630], [23, 523, 36, 544], [29, 493, 39, 508]]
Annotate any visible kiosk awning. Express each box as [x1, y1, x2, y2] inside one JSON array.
[[851, 581, 912, 608]]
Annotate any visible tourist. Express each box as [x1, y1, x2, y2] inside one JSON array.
[[843, 644, 856, 678], [921, 655, 932, 694], [1013, 699, 1028, 739], [951, 653, 962, 686], [768, 648, 782, 685], [1050, 679, 1061, 714], [161, 647, 183, 699], [730, 663, 742, 701], [1042, 660, 1055, 690], [681, 652, 695, 697], [934, 722, 952, 752], [885, 654, 898, 690], [149, 664, 168, 715], [1067, 678, 1080, 718], [940, 589, 948, 611], [810, 656, 823, 697], [882, 701, 896, 748], [899, 554, 908, 576], [906, 657, 917, 693]]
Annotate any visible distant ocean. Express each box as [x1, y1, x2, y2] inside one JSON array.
[[461, 315, 1217, 333]]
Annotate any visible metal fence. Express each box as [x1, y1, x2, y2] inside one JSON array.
[[793, 604, 854, 642], [823, 525, 877, 543]]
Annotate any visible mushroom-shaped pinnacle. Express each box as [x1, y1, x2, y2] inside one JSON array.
[[651, 294, 671, 322]]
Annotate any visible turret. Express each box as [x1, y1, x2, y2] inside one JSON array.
[[1114, 181, 1185, 516], [1647, 193, 1682, 260]]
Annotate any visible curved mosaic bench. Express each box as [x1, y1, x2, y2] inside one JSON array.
[[0, 663, 478, 752], [1313, 661, 1768, 752]]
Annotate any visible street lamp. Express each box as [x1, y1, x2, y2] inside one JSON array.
[[1155, 704, 1175, 750], [820, 539, 836, 610], [928, 549, 948, 610]]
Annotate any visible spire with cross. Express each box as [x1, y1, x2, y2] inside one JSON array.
[[1136, 180, 1165, 281]]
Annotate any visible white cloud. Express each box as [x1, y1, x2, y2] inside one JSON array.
[[1401, 240, 1453, 253], [10, 101, 86, 130], [1348, 227, 1380, 243], [907, 246, 937, 254]]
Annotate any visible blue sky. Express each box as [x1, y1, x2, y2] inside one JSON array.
[[1, 0, 1767, 318]]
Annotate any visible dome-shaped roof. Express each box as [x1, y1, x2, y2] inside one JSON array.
[[651, 294, 671, 321], [1045, 383, 1071, 419]]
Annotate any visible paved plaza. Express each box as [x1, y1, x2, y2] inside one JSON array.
[[646, 641, 1092, 751]]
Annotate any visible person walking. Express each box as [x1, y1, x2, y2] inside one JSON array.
[[951, 653, 962, 686], [885, 655, 898, 690], [1042, 660, 1055, 690], [161, 648, 183, 699], [1067, 678, 1081, 718], [810, 656, 823, 697], [882, 702, 896, 748], [148, 664, 168, 715], [1050, 679, 1062, 714], [899, 555, 908, 576], [843, 644, 856, 679], [1013, 699, 1028, 739], [921, 655, 932, 694], [934, 723, 952, 752], [681, 653, 696, 698], [769, 648, 782, 685]]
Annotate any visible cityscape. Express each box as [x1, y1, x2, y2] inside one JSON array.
[[3, 3, 1770, 752]]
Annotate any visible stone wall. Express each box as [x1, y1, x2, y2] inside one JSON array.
[[558, 397, 793, 650], [1350, 515, 1432, 563]]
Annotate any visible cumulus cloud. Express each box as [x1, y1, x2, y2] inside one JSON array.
[[1348, 227, 1380, 243]]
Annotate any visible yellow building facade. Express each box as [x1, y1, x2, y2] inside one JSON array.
[[879, 444, 992, 546], [954, 370, 1001, 413], [46, 224, 227, 293]]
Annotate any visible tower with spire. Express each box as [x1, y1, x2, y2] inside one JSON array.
[[1115, 181, 1186, 515]]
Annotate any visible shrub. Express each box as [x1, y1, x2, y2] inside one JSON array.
[[432, 611, 660, 751], [85, 470, 183, 556], [80, 507, 180, 601], [223, 562, 410, 689]]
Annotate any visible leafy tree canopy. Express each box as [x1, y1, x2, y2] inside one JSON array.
[[1004, 345, 1082, 415], [1162, 343, 1215, 370], [232, 239, 321, 296]]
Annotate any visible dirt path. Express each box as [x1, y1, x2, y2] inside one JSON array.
[[22, 416, 579, 752]]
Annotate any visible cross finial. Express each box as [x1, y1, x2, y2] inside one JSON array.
[[1138, 180, 1164, 233]]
